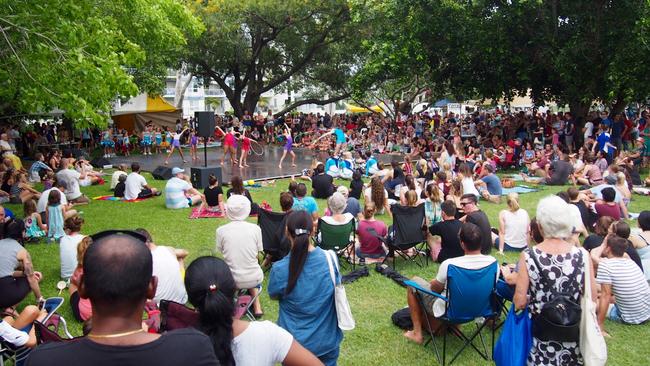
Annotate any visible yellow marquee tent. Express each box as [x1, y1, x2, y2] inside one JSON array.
[[345, 103, 385, 114], [111, 93, 182, 132]]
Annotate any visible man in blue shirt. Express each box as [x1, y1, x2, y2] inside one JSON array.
[[475, 163, 502, 203], [600, 111, 612, 129], [610, 112, 625, 152]]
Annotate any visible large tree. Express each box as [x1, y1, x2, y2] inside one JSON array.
[[367, 0, 650, 121], [0, 0, 202, 127], [185, 0, 360, 117]]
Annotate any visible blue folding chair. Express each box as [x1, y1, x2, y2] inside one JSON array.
[[405, 262, 499, 365]]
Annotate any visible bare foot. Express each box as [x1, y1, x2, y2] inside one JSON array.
[[244, 164, 249, 167], [220, 161, 224, 165], [403, 330, 423, 344], [239, 165, 244, 168], [164, 161, 169, 165], [278, 164, 282, 169], [291, 164, 297, 167]]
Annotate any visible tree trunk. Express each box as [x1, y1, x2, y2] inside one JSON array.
[[610, 98, 627, 117], [569, 100, 590, 146], [174, 71, 193, 109]]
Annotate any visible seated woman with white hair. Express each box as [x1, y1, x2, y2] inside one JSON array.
[[514, 195, 597, 365], [216, 195, 264, 317], [321, 192, 354, 226]]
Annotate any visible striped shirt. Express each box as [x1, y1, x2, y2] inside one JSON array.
[[164, 177, 191, 209], [597, 257, 650, 324]]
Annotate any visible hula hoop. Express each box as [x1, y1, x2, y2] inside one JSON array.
[[249, 140, 264, 156]]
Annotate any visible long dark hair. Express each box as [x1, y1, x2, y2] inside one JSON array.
[[185, 257, 236, 366], [285, 210, 313, 295], [230, 176, 245, 195]]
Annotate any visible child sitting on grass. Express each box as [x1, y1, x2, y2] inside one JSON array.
[[24, 199, 46, 241], [113, 174, 126, 198]]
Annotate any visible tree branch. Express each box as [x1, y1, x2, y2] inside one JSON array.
[[274, 92, 350, 117]]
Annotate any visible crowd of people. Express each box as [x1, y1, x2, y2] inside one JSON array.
[[1, 106, 650, 365]]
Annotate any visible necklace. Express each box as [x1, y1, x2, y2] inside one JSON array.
[[88, 329, 144, 339]]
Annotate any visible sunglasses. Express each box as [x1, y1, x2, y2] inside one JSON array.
[[460, 202, 473, 206], [90, 230, 147, 244]]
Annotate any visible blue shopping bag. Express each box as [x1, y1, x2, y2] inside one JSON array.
[[494, 304, 533, 366]]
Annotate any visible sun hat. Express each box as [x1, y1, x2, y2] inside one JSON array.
[[226, 194, 251, 221], [171, 167, 184, 175]]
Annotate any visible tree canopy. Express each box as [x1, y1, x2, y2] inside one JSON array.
[[185, 0, 361, 117], [0, 0, 202, 127]]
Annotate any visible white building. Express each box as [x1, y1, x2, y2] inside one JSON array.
[[163, 71, 343, 117]]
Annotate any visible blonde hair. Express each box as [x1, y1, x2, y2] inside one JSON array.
[[405, 190, 418, 207], [506, 192, 520, 211], [363, 201, 376, 220], [76, 236, 93, 266], [616, 172, 626, 185]]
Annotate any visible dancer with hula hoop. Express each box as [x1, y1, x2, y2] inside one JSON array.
[[216, 126, 238, 165], [278, 124, 296, 169], [238, 129, 257, 168], [164, 127, 189, 165], [311, 122, 347, 156]]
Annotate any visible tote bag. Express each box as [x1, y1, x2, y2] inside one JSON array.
[[494, 304, 533, 366], [325, 250, 356, 330], [579, 248, 607, 366]]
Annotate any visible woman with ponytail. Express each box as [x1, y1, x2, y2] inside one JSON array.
[[185, 256, 322, 366], [268, 211, 343, 366]]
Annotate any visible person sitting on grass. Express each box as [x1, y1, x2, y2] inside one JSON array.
[[124, 162, 160, 200], [596, 235, 650, 337], [356, 202, 388, 264], [24, 199, 46, 241], [37, 179, 76, 222], [185, 256, 323, 366], [135, 228, 188, 305], [311, 164, 334, 199], [217, 195, 264, 318], [404, 222, 497, 344], [164, 167, 203, 209], [28, 153, 53, 183], [0, 218, 44, 311], [109, 164, 128, 190], [474, 163, 502, 203], [55, 158, 89, 205], [45, 189, 66, 243], [26, 231, 219, 366], [200, 174, 224, 213], [69, 236, 93, 322], [226, 175, 259, 215], [292, 183, 320, 225], [428, 200, 463, 263], [496, 193, 530, 254], [594, 187, 622, 220], [113, 174, 126, 198], [60, 216, 85, 280]]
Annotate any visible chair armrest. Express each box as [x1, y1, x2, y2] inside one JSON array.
[[365, 227, 387, 244], [404, 280, 448, 302]]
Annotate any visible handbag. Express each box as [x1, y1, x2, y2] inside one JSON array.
[[529, 248, 581, 342], [494, 304, 533, 366], [579, 248, 607, 365], [324, 250, 356, 331]]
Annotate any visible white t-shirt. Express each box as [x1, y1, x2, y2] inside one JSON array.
[[231, 321, 293, 366], [501, 209, 530, 249], [60, 233, 84, 279], [584, 121, 594, 140], [151, 246, 188, 305], [37, 188, 68, 213], [110, 171, 127, 190], [433, 254, 497, 316], [567, 204, 586, 233], [597, 257, 650, 324], [321, 213, 354, 226], [216, 221, 263, 289], [461, 177, 480, 198], [165, 177, 192, 209], [124, 172, 148, 200], [56, 169, 82, 200]]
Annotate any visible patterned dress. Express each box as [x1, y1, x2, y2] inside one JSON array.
[[524, 246, 585, 366]]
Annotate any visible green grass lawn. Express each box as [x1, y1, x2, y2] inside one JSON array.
[[8, 172, 650, 365]]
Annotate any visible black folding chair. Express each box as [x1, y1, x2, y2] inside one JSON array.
[[257, 210, 290, 269], [0, 337, 30, 366], [370, 203, 428, 269]]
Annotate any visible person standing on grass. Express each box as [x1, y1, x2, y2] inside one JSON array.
[[26, 231, 218, 366]]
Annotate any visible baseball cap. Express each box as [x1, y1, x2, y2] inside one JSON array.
[[171, 167, 184, 175]]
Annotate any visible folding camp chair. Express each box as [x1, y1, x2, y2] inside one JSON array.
[[371, 203, 428, 269], [33, 320, 80, 345], [159, 300, 200, 332], [314, 218, 356, 270], [0, 337, 30, 366], [257, 210, 290, 269], [404, 262, 499, 365], [237, 283, 263, 321]]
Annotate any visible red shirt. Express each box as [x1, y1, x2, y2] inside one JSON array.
[[595, 203, 621, 220], [357, 219, 388, 255]]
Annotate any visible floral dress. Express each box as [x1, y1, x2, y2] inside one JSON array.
[[524, 246, 585, 366]]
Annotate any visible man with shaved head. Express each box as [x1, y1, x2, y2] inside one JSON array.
[[26, 231, 218, 366]]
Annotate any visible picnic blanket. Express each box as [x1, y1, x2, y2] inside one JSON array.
[[189, 208, 225, 219], [501, 185, 540, 195], [92, 195, 153, 202]]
